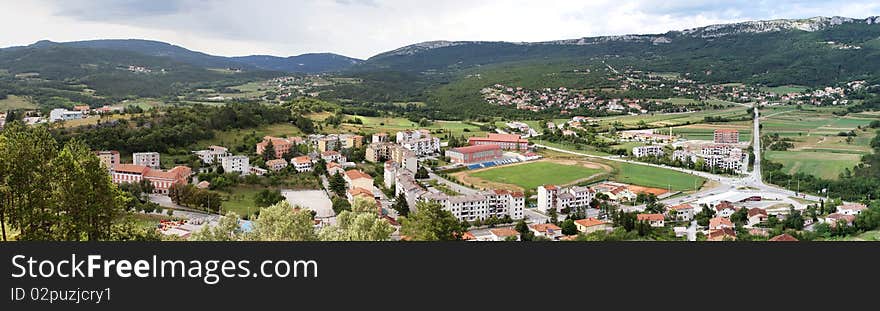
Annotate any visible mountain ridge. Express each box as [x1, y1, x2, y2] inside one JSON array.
[[4, 39, 363, 73]]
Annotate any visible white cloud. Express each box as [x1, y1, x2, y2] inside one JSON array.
[[0, 0, 878, 59]]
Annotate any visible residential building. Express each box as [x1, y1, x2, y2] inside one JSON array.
[[667, 203, 694, 221], [837, 203, 868, 216], [346, 187, 375, 204], [420, 190, 524, 222], [396, 130, 440, 156], [193, 145, 230, 164], [489, 228, 520, 241], [266, 159, 288, 172], [714, 129, 739, 144], [619, 129, 675, 143], [250, 167, 267, 176], [256, 136, 296, 159], [590, 181, 637, 202], [49, 108, 83, 122], [637, 214, 665, 227], [714, 201, 738, 218], [747, 208, 768, 226], [292, 156, 313, 173], [528, 223, 563, 240], [707, 228, 737, 241], [632, 145, 665, 158], [574, 218, 610, 234], [344, 135, 363, 149], [321, 150, 347, 163], [73, 105, 90, 114], [468, 133, 529, 151], [537, 185, 594, 213], [316, 134, 363, 153], [133, 152, 161, 169], [110, 164, 191, 194], [372, 132, 389, 143], [709, 217, 734, 230], [327, 162, 345, 177], [826, 213, 855, 227], [344, 170, 374, 193], [221, 155, 250, 175], [95, 150, 120, 169], [367, 142, 417, 172], [446, 144, 502, 164]]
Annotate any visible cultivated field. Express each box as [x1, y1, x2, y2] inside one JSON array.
[[760, 105, 876, 179], [0, 95, 37, 110], [606, 161, 705, 192], [596, 107, 750, 129], [320, 114, 494, 139], [671, 122, 752, 141]]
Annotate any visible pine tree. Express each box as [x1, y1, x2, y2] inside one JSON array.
[[329, 171, 347, 197]]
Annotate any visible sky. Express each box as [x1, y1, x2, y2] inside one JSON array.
[[1, 0, 879, 59]]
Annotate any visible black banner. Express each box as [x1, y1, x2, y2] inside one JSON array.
[[1, 242, 878, 309]]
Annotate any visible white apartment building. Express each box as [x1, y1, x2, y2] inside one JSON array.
[[221, 155, 251, 175], [49, 108, 83, 122], [133, 152, 161, 169], [193, 145, 230, 164], [292, 156, 313, 173], [632, 145, 665, 158], [421, 190, 525, 222], [396, 130, 440, 156], [537, 185, 594, 213]]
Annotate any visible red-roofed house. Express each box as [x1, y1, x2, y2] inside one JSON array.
[[489, 228, 521, 241], [344, 170, 374, 193], [266, 159, 288, 172], [528, 223, 563, 240], [707, 227, 737, 241], [714, 201, 738, 218], [826, 213, 855, 227], [321, 150, 347, 163], [667, 203, 695, 221], [709, 217, 734, 230], [837, 203, 868, 216], [637, 214, 665, 227], [747, 208, 768, 226], [292, 156, 313, 173], [574, 218, 609, 234]]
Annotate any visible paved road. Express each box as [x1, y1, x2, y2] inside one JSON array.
[[428, 172, 479, 195], [536, 103, 832, 212]]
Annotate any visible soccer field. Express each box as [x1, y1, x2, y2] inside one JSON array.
[[467, 161, 606, 190]]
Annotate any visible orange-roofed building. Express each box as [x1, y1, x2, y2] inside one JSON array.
[[344, 170, 374, 192], [489, 228, 521, 241], [707, 227, 737, 241], [292, 156, 313, 172], [574, 218, 609, 234], [528, 223, 563, 240], [468, 133, 529, 151], [111, 164, 191, 194], [709, 217, 734, 230], [637, 213, 665, 227], [256, 136, 295, 159], [346, 187, 375, 203]]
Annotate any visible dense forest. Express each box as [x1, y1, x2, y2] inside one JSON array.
[[52, 103, 292, 154]]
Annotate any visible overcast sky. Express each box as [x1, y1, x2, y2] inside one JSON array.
[[1, 0, 879, 59]]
